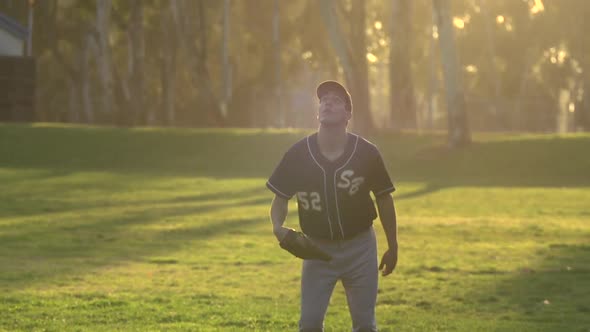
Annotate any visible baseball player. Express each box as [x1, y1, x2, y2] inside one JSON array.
[[267, 81, 398, 332]]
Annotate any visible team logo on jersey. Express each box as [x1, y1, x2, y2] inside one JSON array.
[[337, 170, 364, 196]]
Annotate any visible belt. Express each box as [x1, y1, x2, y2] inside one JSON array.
[[309, 226, 372, 245]]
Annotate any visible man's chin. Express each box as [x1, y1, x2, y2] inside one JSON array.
[[319, 119, 346, 128]]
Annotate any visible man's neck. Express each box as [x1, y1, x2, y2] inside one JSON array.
[[317, 124, 348, 153]]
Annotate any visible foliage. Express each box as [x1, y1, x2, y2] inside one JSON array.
[[0, 0, 588, 131]]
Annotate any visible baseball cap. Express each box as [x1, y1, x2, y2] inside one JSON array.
[[316, 80, 352, 112]]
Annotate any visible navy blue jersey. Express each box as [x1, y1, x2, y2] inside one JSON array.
[[266, 133, 395, 240]]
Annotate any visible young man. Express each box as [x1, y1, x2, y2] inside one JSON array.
[[266, 81, 398, 332]]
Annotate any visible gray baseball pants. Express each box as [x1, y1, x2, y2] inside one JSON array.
[[299, 227, 379, 332]]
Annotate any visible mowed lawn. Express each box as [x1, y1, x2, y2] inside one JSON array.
[[1, 123, 589, 332]]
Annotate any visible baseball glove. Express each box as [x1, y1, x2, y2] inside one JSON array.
[[279, 229, 332, 261]]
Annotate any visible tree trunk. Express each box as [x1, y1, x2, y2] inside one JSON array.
[[221, 0, 231, 122], [195, 0, 222, 126], [129, 0, 146, 125], [479, 0, 502, 115], [161, 1, 178, 126], [82, 33, 95, 123], [96, 0, 113, 121], [427, 13, 438, 131], [68, 77, 80, 123], [576, 18, 590, 131], [390, 0, 416, 131], [273, 0, 283, 127], [318, 1, 353, 80], [433, 0, 470, 147], [579, 75, 590, 131], [318, 0, 374, 135], [350, 0, 374, 135], [173, 0, 220, 126]]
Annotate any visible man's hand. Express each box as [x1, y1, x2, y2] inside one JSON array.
[[273, 226, 293, 242], [375, 193, 398, 277], [379, 245, 398, 276]]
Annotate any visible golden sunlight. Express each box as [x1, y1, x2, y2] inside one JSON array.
[[558, 50, 567, 64], [530, 0, 545, 15], [374, 21, 383, 30], [496, 15, 505, 24], [465, 65, 478, 73], [366, 53, 378, 63], [453, 17, 465, 29]]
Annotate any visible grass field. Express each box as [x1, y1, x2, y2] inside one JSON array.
[[1, 123, 589, 331]]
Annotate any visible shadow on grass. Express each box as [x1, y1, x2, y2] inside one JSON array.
[[2, 124, 590, 190], [0, 124, 299, 179], [0, 192, 270, 290], [393, 183, 443, 200], [387, 136, 590, 189], [2, 124, 590, 297], [0, 183, 268, 219], [470, 244, 590, 331]]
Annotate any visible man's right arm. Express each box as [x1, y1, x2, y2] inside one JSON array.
[[270, 194, 291, 242]]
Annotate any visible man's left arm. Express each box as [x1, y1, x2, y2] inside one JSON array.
[[376, 193, 398, 276]]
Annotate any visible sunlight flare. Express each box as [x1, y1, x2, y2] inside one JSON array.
[[366, 53, 378, 63]]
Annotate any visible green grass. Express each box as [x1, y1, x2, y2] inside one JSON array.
[[1, 123, 589, 331]]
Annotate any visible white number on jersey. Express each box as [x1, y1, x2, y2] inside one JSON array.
[[297, 192, 322, 211]]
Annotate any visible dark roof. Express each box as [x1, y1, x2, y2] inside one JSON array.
[[0, 12, 28, 40]]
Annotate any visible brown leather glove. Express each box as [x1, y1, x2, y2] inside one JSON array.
[[279, 229, 332, 261]]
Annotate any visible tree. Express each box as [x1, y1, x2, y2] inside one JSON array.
[[433, 0, 470, 146], [96, 0, 114, 119], [128, 0, 146, 125], [390, 0, 416, 131], [12, 0, 585, 132], [42, 0, 97, 123], [349, 0, 374, 134], [160, 0, 178, 126], [318, 0, 374, 135]]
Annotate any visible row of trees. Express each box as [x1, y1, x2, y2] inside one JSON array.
[[2, 0, 589, 146]]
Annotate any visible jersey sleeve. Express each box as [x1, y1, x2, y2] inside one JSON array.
[[266, 150, 298, 199], [368, 150, 395, 197]]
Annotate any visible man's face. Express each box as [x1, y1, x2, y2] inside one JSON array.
[[318, 91, 351, 127]]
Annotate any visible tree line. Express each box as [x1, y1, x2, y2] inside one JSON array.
[[2, 0, 589, 146]]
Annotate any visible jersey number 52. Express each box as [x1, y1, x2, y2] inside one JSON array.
[[297, 192, 322, 211]]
